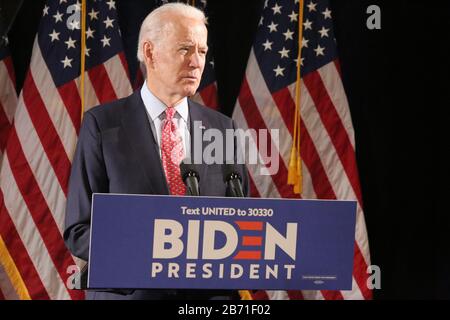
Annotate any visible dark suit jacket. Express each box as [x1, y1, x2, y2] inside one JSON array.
[[64, 91, 249, 300]]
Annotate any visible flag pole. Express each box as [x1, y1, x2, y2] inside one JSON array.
[[288, 0, 304, 194], [80, 0, 87, 119]]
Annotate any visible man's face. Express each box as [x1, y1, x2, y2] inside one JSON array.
[[148, 17, 208, 104]]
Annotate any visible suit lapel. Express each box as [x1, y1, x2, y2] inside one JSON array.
[[120, 92, 169, 195], [188, 100, 208, 183]]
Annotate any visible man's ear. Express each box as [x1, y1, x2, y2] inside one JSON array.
[[143, 41, 155, 69]]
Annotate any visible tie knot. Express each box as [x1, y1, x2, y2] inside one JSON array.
[[165, 107, 176, 121]]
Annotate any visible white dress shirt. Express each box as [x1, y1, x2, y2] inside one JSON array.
[[140, 81, 190, 159]]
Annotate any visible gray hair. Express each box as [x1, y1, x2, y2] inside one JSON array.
[[137, 2, 206, 63]]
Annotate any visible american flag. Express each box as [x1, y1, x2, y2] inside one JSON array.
[[0, 39, 17, 165], [191, 45, 219, 110], [190, 0, 219, 110], [0, 0, 132, 299], [233, 0, 372, 299], [0, 39, 19, 300]]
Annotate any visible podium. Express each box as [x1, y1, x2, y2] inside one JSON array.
[[87, 194, 356, 291]]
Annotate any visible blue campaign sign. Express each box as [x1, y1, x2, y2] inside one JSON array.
[[88, 194, 356, 291]]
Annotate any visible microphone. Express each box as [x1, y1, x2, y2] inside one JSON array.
[[180, 159, 200, 196], [223, 164, 245, 198]]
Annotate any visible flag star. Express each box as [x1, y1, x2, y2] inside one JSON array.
[[42, 5, 49, 16], [322, 8, 332, 19], [278, 47, 290, 58], [64, 37, 77, 49], [283, 29, 294, 40], [2, 36, 8, 46], [264, 0, 269, 8], [259, 16, 264, 26], [300, 57, 304, 66], [59, 0, 67, 3], [74, 0, 81, 11], [61, 56, 73, 68], [288, 11, 298, 22], [262, 39, 273, 51], [272, 3, 282, 15], [88, 9, 99, 20], [267, 21, 278, 33], [318, 26, 330, 38], [314, 44, 325, 56], [53, 11, 63, 23], [294, 0, 299, 3], [209, 60, 214, 67], [85, 47, 91, 57], [86, 27, 95, 39], [303, 19, 313, 30], [69, 19, 80, 30], [103, 16, 115, 29], [302, 37, 309, 48], [273, 65, 285, 77], [49, 29, 60, 42], [307, 1, 317, 12], [106, 0, 116, 10], [101, 35, 111, 47]]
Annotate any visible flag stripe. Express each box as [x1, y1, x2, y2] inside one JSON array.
[[0, 60, 17, 123], [57, 81, 82, 135], [317, 62, 355, 148], [13, 95, 67, 234], [198, 83, 219, 109], [0, 235, 28, 299], [287, 290, 304, 300], [300, 120, 336, 199], [245, 51, 293, 165], [22, 73, 72, 195], [30, 45, 79, 153], [1, 160, 66, 300], [247, 170, 262, 198], [118, 52, 131, 81], [239, 78, 297, 198], [88, 64, 118, 104], [82, 75, 100, 111], [103, 55, 133, 100], [0, 103, 12, 152], [271, 88, 295, 134], [0, 190, 49, 299], [251, 290, 270, 299], [2, 56, 16, 84], [321, 290, 344, 300], [5, 128, 82, 299], [233, 104, 281, 198], [353, 243, 371, 299], [303, 71, 363, 204]]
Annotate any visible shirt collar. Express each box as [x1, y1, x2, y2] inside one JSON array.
[[140, 80, 189, 122]]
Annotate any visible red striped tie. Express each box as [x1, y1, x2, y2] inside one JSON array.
[[161, 107, 186, 195]]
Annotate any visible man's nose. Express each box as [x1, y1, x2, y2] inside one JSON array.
[[189, 51, 202, 68]]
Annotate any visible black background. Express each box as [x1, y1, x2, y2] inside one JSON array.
[[3, 0, 443, 299]]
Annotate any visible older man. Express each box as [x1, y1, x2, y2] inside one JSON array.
[[64, 3, 248, 300]]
